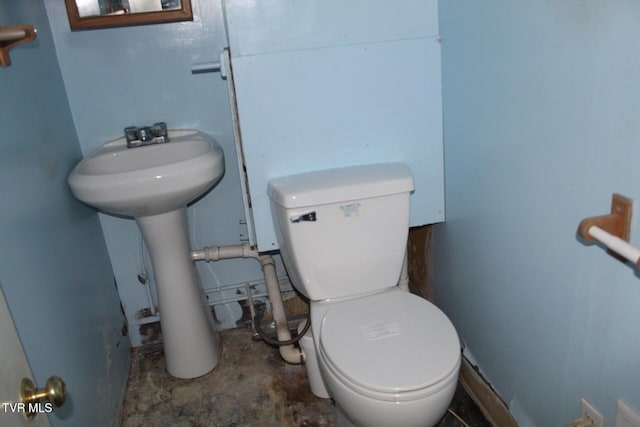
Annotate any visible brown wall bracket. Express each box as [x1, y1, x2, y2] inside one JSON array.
[[578, 193, 633, 243], [0, 25, 37, 67]]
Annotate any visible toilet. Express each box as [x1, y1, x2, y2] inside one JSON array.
[[267, 163, 461, 427]]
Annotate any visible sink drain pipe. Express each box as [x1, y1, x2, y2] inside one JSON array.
[[192, 243, 305, 364]]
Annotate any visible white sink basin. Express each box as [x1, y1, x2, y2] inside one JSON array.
[[68, 129, 224, 217]]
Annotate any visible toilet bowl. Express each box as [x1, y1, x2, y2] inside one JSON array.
[[311, 288, 460, 427], [267, 163, 461, 426]]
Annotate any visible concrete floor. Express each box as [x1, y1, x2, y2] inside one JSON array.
[[121, 327, 491, 427]]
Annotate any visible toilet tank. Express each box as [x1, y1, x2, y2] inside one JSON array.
[[267, 163, 414, 301]]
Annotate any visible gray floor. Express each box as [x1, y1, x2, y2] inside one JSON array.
[[121, 327, 491, 427]]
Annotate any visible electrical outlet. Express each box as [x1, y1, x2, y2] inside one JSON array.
[[615, 400, 640, 427], [581, 398, 604, 427]]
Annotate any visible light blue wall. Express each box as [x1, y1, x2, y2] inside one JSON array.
[[43, 0, 277, 340], [437, 1, 640, 425], [0, 1, 129, 426]]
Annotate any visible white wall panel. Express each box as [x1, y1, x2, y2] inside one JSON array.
[[226, 0, 443, 249]]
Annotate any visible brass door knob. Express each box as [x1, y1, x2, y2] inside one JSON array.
[[20, 376, 67, 418]]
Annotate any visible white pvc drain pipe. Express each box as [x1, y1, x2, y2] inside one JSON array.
[[192, 243, 304, 364]]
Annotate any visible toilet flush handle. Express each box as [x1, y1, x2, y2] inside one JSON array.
[[290, 212, 317, 223]]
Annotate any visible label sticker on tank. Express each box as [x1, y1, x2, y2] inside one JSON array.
[[361, 321, 401, 341], [339, 203, 361, 218]]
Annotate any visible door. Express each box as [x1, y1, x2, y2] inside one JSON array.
[[0, 285, 50, 427]]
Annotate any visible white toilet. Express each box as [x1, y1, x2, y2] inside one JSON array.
[[268, 163, 461, 427]]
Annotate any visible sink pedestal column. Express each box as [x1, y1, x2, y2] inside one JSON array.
[[136, 207, 221, 379]]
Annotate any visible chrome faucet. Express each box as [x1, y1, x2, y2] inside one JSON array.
[[124, 122, 169, 148]]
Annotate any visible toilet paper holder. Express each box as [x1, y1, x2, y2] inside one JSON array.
[[578, 193, 640, 268]]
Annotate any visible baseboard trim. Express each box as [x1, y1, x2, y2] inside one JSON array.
[[459, 356, 518, 427]]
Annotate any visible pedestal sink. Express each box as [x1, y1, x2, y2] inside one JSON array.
[[68, 129, 224, 379]]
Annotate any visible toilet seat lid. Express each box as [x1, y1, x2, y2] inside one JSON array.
[[319, 290, 460, 394]]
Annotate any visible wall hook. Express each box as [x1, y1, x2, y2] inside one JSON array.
[[0, 24, 37, 67]]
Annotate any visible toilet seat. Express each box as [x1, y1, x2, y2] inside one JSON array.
[[318, 289, 460, 401]]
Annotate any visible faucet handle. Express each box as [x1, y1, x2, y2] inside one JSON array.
[[150, 122, 169, 142], [124, 126, 140, 147]]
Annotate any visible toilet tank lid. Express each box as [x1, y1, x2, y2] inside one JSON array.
[[267, 163, 414, 209]]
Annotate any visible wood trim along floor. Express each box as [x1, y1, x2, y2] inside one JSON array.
[[459, 356, 518, 427]]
